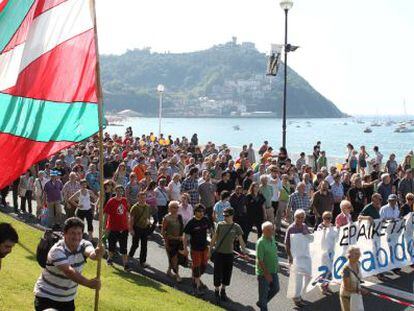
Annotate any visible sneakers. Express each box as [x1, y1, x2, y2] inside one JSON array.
[[106, 258, 113, 266], [140, 262, 150, 269], [293, 298, 305, 307], [124, 264, 132, 272], [220, 289, 228, 302], [167, 270, 175, 278]]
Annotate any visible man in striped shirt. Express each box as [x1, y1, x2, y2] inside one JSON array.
[[34, 217, 103, 311]]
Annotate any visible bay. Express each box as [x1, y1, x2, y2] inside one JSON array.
[[106, 116, 414, 163]]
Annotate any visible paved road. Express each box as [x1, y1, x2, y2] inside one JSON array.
[[2, 196, 413, 310]]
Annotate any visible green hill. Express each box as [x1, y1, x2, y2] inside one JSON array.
[[100, 40, 345, 118]]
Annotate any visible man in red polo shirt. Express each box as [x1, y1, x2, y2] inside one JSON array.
[[104, 185, 130, 271]]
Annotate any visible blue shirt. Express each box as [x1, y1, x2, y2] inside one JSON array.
[[330, 182, 344, 199], [214, 200, 231, 222]]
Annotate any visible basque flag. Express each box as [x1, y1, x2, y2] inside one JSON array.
[[0, 0, 100, 188]]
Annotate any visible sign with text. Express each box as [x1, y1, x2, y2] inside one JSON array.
[[290, 213, 414, 290]]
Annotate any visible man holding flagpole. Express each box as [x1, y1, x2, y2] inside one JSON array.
[[34, 217, 103, 311], [0, 0, 107, 308]]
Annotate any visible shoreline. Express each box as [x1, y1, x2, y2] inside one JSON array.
[[106, 114, 350, 119]]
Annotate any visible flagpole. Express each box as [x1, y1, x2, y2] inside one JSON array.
[[89, 0, 105, 310]]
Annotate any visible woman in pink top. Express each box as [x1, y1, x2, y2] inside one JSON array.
[[178, 193, 193, 226], [335, 200, 353, 228], [145, 181, 158, 230]]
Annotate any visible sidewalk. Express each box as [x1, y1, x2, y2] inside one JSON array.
[[0, 194, 277, 311]]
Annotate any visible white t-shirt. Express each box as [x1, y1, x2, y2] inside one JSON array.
[[168, 181, 181, 201], [267, 174, 282, 202]]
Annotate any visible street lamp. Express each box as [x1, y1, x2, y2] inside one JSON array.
[[280, 0, 293, 149], [157, 84, 165, 137]]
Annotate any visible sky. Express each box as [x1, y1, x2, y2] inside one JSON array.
[[95, 0, 414, 116]]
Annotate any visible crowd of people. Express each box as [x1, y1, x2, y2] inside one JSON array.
[[1, 129, 414, 311]]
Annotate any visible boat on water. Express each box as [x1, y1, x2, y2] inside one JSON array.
[[363, 127, 372, 133], [233, 125, 240, 131], [370, 122, 381, 127], [394, 125, 414, 133], [105, 115, 126, 127]]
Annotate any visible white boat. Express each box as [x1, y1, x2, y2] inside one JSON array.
[[394, 125, 414, 133], [363, 127, 372, 133]]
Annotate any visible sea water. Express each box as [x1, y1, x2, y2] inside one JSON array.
[[106, 116, 414, 162]]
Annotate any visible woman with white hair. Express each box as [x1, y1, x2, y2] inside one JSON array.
[[285, 209, 312, 307], [335, 200, 353, 228], [340, 246, 368, 311], [168, 173, 181, 201]]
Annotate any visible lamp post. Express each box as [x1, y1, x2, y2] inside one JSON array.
[[157, 84, 165, 137], [280, 0, 293, 149]]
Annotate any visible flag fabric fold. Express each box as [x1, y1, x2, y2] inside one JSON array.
[[0, 0, 99, 189]]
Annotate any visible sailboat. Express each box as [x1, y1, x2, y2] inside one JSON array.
[[394, 100, 414, 133], [370, 109, 382, 127]]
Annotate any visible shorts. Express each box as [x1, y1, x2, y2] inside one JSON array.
[[167, 239, 182, 258], [191, 248, 209, 277], [108, 230, 128, 254], [359, 160, 367, 168], [35, 296, 75, 311]]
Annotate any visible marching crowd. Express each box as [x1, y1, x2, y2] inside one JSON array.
[[1, 129, 414, 311]]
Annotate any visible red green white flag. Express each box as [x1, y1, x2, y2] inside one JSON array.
[[0, 0, 100, 189]]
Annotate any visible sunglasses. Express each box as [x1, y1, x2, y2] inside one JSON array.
[[323, 217, 332, 220]]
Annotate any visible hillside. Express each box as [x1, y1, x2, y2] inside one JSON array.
[[100, 39, 345, 118]]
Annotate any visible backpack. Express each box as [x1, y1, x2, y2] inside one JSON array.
[[36, 229, 63, 268]]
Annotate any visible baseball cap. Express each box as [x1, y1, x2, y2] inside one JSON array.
[[50, 170, 60, 177], [388, 194, 397, 201]]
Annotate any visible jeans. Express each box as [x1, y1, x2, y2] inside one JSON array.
[[264, 207, 275, 225], [258, 273, 280, 311], [246, 216, 263, 242], [128, 226, 150, 263], [47, 201, 63, 227], [20, 190, 33, 214], [275, 201, 287, 231]]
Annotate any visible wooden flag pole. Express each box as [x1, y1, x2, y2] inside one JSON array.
[[90, 0, 105, 310]]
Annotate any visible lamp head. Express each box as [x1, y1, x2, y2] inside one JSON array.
[[280, 0, 293, 11], [157, 84, 165, 93]]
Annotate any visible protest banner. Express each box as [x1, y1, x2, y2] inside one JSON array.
[[290, 213, 414, 291]]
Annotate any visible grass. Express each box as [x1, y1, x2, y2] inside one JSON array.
[[0, 213, 220, 311]]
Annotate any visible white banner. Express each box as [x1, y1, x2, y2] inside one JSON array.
[[290, 213, 414, 291]]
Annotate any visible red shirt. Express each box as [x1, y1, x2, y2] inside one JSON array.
[[104, 197, 129, 231]]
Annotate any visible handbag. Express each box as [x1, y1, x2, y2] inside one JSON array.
[[350, 293, 364, 311], [349, 266, 365, 311], [210, 223, 234, 262]]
